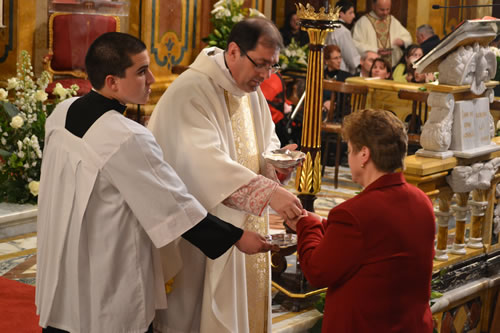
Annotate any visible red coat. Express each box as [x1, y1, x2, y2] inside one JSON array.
[[297, 173, 435, 333]]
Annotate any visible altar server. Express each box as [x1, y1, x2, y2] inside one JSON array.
[[287, 109, 435, 332], [36, 32, 272, 333], [149, 18, 304, 333]]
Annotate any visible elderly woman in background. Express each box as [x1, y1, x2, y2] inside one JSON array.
[[287, 109, 435, 332]]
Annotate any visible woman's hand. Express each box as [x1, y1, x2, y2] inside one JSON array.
[[285, 210, 323, 231], [284, 209, 309, 231]]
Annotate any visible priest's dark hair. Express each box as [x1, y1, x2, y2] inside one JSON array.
[[226, 17, 283, 53], [85, 32, 147, 90]]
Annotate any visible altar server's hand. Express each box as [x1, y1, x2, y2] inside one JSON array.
[[270, 187, 303, 221], [236, 231, 276, 254]]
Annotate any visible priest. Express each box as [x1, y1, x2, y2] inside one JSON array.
[[352, 0, 412, 67], [149, 18, 304, 333]]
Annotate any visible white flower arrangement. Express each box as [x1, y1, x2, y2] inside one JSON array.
[[204, 0, 265, 50], [0, 50, 78, 204], [279, 38, 309, 71]]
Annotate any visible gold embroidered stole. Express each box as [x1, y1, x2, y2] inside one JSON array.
[[224, 91, 269, 333], [367, 14, 392, 66]]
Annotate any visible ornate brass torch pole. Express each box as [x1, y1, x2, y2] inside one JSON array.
[[294, 3, 339, 211]]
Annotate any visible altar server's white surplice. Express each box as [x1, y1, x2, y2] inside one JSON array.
[[36, 99, 207, 333], [149, 47, 280, 333]]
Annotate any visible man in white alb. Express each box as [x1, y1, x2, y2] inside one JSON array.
[[352, 0, 412, 67], [149, 18, 304, 333], [325, 0, 360, 74]]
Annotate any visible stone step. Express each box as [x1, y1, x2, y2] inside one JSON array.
[[0, 203, 37, 239]]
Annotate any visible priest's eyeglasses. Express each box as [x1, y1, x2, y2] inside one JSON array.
[[241, 49, 280, 74]]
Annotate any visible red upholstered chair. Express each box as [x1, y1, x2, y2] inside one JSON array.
[[44, 13, 120, 96]]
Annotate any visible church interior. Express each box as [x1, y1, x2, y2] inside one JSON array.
[[1, 0, 500, 332]]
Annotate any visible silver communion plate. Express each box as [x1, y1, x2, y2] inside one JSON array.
[[262, 149, 306, 168]]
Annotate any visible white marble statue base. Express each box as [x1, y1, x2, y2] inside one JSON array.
[[0, 203, 37, 239], [416, 149, 454, 159], [452, 143, 500, 158]]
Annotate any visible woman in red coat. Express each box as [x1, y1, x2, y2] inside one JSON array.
[[287, 109, 435, 332]]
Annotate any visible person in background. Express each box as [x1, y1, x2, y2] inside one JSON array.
[[325, 0, 360, 74], [324, 44, 352, 82], [369, 57, 392, 79], [323, 44, 353, 113], [353, 0, 412, 67], [392, 44, 423, 82], [322, 44, 353, 167], [36, 32, 272, 333], [358, 50, 379, 77], [260, 72, 293, 145], [286, 109, 435, 333], [280, 12, 309, 46], [149, 18, 304, 333], [416, 24, 440, 56]]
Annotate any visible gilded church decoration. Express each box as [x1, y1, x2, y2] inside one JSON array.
[[150, 0, 196, 70]]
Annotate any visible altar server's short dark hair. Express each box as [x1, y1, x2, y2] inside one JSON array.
[[85, 32, 147, 90]]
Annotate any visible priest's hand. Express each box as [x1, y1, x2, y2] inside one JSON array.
[[235, 231, 277, 254], [270, 187, 303, 220]]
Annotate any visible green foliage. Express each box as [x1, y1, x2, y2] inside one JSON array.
[[0, 50, 78, 204], [314, 292, 326, 313], [202, 0, 265, 50]]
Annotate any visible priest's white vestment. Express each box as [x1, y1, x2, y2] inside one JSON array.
[[352, 11, 412, 66], [148, 47, 281, 333], [36, 98, 207, 333]]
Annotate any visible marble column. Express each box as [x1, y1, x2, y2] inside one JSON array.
[[450, 192, 469, 255], [468, 189, 488, 249], [435, 190, 453, 261]]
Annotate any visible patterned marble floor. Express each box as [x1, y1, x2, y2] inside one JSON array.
[[0, 232, 37, 285]]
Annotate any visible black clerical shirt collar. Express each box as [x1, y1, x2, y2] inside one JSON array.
[[65, 90, 127, 138]]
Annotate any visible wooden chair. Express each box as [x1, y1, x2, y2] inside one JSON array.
[[321, 80, 368, 188], [397, 89, 430, 145], [44, 13, 120, 96]]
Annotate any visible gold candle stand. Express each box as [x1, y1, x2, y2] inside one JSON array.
[[294, 3, 340, 211]]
